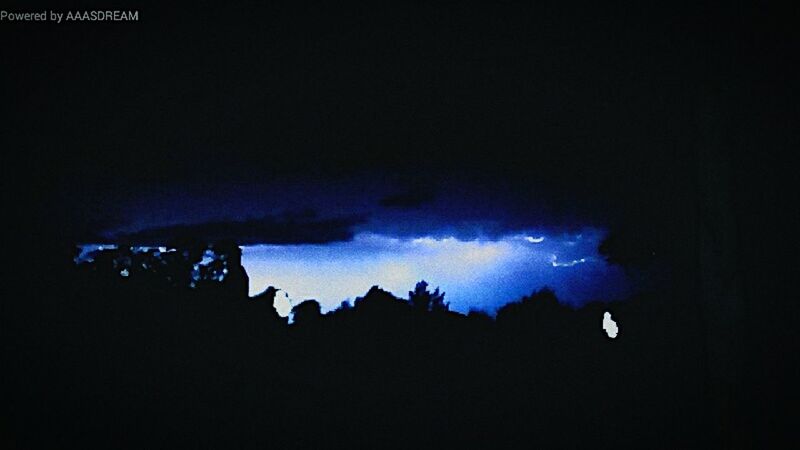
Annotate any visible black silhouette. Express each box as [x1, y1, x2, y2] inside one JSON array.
[[408, 280, 448, 312], [0, 241, 723, 449]]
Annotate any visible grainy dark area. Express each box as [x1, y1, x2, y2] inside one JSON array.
[[2, 1, 797, 448]]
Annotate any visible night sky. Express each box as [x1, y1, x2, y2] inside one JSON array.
[[3, 3, 799, 447], [4, 1, 796, 310]]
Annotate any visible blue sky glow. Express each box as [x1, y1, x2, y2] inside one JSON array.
[[243, 228, 630, 315]]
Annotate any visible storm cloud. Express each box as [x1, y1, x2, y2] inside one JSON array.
[[112, 212, 366, 246]]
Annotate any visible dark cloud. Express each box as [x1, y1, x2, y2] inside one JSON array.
[[113, 213, 366, 246], [379, 189, 437, 209], [6, 1, 793, 249]]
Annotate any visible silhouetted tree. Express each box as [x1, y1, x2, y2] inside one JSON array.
[[353, 286, 406, 313], [408, 280, 448, 312], [75, 239, 250, 297], [251, 286, 287, 324], [336, 300, 352, 311], [292, 299, 322, 325], [467, 309, 492, 323], [495, 287, 570, 339], [48, 240, 711, 449]]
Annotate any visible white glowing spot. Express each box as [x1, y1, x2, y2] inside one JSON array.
[[200, 252, 215, 265], [603, 311, 619, 338], [550, 255, 588, 267], [119, 268, 129, 277], [273, 292, 293, 318], [525, 236, 545, 243]]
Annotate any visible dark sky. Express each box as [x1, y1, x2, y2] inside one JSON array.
[[4, 5, 797, 441], [3, 1, 796, 250]]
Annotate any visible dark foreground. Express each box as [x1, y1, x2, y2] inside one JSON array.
[[0, 246, 782, 449]]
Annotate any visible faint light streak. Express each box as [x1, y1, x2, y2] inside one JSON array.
[[550, 255, 588, 267]]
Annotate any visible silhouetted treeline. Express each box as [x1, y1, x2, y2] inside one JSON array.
[[3, 243, 717, 449]]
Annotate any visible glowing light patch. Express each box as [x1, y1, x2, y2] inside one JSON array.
[[273, 292, 293, 318], [200, 250, 215, 265], [550, 255, 588, 267], [603, 311, 619, 339], [74, 243, 118, 263], [243, 229, 629, 314], [75, 228, 628, 313]]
